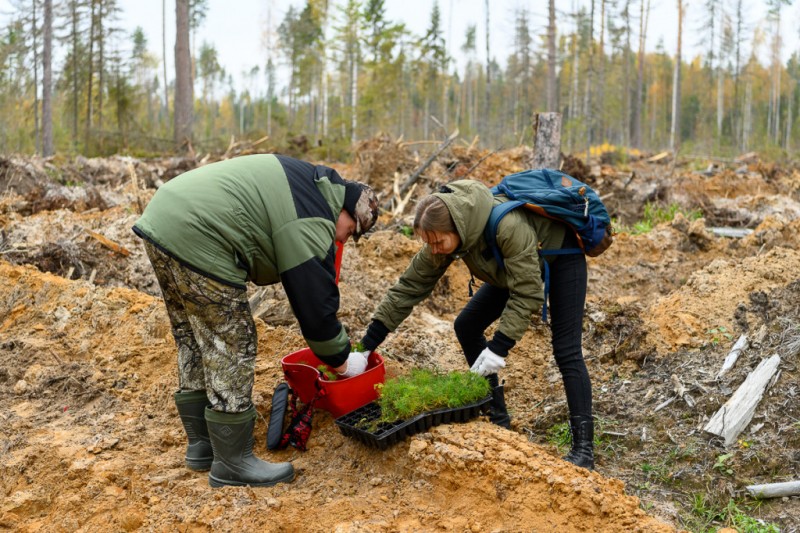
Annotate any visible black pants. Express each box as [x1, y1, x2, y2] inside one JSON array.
[[453, 232, 592, 419]]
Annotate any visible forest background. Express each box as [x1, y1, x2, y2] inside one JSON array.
[[2, 0, 800, 161]]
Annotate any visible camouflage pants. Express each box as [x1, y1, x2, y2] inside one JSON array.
[[143, 241, 257, 413]]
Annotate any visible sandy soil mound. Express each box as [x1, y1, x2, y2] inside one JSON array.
[[643, 247, 800, 354], [0, 261, 675, 532]]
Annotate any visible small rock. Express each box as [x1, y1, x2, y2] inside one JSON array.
[[13, 380, 28, 394], [267, 498, 281, 509], [369, 477, 382, 486]]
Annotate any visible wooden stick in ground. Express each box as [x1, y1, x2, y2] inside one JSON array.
[[84, 229, 131, 257], [717, 334, 749, 379], [383, 128, 459, 211], [127, 161, 144, 215], [391, 172, 417, 217], [745, 481, 800, 499]]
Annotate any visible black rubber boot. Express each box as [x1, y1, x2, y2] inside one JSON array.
[[563, 415, 594, 470], [205, 406, 295, 488], [486, 374, 511, 429], [174, 390, 213, 471]]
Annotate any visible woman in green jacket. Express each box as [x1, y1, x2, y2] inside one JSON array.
[[134, 154, 379, 487], [359, 179, 594, 470]]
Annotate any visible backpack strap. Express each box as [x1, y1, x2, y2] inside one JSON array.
[[483, 200, 525, 269]]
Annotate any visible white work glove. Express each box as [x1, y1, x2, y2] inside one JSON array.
[[336, 351, 370, 378], [470, 347, 506, 377]]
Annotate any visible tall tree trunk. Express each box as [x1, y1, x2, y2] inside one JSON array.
[[733, 0, 743, 150], [42, 0, 54, 156], [771, 9, 782, 143], [597, 0, 606, 140], [584, 0, 595, 161], [622, 0, 632, 147], [717, 67, 724, 140], [632, 0, 649, 148], [33, 0, 40, 154], [569, 32, 579, 150], [546, 0, 557, 111], [484, 0, 491, 138], [743, 78, 752, 150], [71, 0, 79, 151], [97, 0, 104, 137], [322, 71, 328, 139], [86, 0, 96, 151], [785, 80, 793, 151], [162, 0, 168, 115], [669, 0, 683, 152], [350, 53, 358, 143], [174, 0, 193, 146]]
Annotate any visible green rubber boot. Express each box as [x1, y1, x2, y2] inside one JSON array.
[[174, 390, 213, 471], [205, 406, 295, 488]]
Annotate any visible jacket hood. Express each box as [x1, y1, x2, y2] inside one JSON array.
[[433, 180, 494, 253]]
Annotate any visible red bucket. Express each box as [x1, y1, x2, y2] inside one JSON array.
[[281, 348, 386, 418]]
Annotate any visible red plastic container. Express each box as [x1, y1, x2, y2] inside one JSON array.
[[281, 348, 386, 418]]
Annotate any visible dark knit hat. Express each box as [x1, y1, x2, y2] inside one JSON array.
[[343, 181, 379, 242]]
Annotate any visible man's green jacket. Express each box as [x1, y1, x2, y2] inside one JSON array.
[[134, 154, 351, 365]]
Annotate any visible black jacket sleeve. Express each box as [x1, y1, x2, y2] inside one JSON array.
[[280, 247, 350, 367]]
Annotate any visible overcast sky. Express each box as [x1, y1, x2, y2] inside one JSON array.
[[2, 0, 797, 90]]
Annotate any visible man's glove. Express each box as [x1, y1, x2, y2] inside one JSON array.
[[469, 347, 506, 377], [336, 351, 370, 378]]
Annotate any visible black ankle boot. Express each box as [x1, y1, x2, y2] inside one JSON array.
[[563, 415, 594, 470], [486, 374, 511, 429]]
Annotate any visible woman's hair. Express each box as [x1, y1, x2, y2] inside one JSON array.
[[413, 195, 456, 234]]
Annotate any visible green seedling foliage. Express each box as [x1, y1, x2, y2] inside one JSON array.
[[399, 225, 414, 238], [706, 326, 733, 347], [376, 369, 490, 424], [352, 341, 366, 352], [713, 453, 734, 475]]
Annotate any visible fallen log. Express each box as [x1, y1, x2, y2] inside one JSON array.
[[746, 481, 800, 499], [704, 354, 781, 446], [709, 227, 753, 238]]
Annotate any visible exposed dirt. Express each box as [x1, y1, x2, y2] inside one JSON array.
[[2, 148, 800, 532]]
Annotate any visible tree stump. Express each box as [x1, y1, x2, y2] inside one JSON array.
[[529, 112, 562, 169]]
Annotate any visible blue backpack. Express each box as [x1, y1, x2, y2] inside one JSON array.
[[483, 168, 613, 321]]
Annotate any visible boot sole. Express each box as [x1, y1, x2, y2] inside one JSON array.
[[208, 470, 295, 488]]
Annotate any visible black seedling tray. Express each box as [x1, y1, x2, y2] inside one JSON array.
[[335, 395, 492, 450]]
